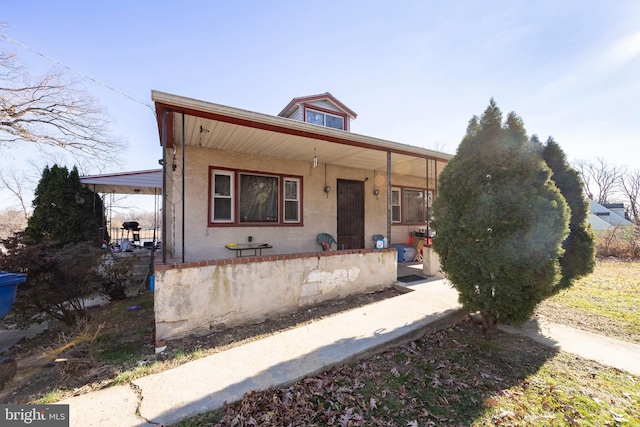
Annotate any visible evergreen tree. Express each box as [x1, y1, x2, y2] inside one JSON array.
[[25, 165, 107, 246], [432, 100, 570, 335], [539, 137, 596, 292]]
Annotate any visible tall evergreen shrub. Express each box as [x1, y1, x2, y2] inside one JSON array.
[[432, 100, 570, 334]]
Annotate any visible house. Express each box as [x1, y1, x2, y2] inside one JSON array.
[[588, 200, 634, 231], [151, 91, 452, 341]]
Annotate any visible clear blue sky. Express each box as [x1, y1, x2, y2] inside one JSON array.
[[2, 1, 639, 209]]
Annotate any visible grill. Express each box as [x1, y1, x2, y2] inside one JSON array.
[[121, 221, 141, 246]]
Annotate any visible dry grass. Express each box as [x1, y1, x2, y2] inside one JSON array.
[[536, 259, 640, 344]]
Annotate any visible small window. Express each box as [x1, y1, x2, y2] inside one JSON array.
[[284, 178, 300, 222], [211, 170, 234, 223], [306, 110, 324, 126], [325, 114, 344, 130]]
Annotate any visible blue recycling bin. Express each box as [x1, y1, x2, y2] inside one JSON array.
[[0, 272, 26, 319]]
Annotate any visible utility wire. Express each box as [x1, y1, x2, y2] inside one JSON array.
[[0, 31, 156, 114]]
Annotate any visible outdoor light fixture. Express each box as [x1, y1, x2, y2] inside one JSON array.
[[373, 171, 379, 199], [313, 147, 318, 168]]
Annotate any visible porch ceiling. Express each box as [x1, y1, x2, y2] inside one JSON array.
[[153, 90, 452, 179]]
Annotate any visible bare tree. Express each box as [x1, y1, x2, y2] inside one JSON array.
[[618, 168, 640, 223], [574, 158, 625, 204], [0, 49, 124, 166], [0, 207, 28, 240], [0, 169, 30, 219]]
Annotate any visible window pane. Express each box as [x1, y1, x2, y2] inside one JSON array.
[[285, 201, 299, 222], [392, 206, 401, 222], [285, 180, 298, 200], [325, 115, 344, 130], [404, 189, 424, 223], [391, 189, 400, 205], [306, 110, 324, 125], [213, 198, 231, 220], [214, 174, 231, 196], [239, 174, 278, 222]]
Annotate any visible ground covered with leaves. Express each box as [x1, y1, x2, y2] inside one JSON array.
[[0, 288, 401, 404], [177, 316, 639, 427]]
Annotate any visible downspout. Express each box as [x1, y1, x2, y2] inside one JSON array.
[[386, 151, 391, 245], [153, 188, 157, 245], [161, 109, 168, 264], [181, 112, 186, 264]]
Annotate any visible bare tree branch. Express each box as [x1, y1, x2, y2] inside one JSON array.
[[0, 50, 124, 166], [618, 169, 640, 224], [0, 169, 29, 218], [573, 158, 625, 204]]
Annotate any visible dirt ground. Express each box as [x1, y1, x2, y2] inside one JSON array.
[[0, 287, 403, 404]]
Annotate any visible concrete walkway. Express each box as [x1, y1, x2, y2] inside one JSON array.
[[499, 318, 640, 377], [59, 277, 465, 427]]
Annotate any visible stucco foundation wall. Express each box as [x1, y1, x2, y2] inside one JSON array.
[[154, 249, 397, 341]]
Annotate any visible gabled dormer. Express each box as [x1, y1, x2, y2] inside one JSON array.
[[278, 93, 357, 131]]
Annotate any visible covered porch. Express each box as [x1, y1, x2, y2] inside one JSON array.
[[150, 91, 451, 341]]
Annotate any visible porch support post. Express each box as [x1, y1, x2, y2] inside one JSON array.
[[434, 159, 438, 198], [386, 151, 391, 243], [426, 158, 430, 236], [161, 109, 168, 264], [181, 112, 186, 264]]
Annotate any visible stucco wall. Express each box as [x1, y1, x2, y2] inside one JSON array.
[[154, 249, 397, 341], [164, 145, 438, 263]]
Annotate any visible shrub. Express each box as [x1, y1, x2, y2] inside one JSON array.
[[595, 226, 640, 260], [432, 100, 570, 335], [98, 251, 138, 301], [0, 233, 101, 326]]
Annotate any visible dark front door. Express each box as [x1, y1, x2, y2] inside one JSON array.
[[337, 179, 364, 249]]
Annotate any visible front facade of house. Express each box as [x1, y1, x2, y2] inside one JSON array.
[[151, 91, 452, 341], [153, 91, 451, 263]]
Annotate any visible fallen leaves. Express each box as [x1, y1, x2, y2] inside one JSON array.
[[185, 318, 640, 427]]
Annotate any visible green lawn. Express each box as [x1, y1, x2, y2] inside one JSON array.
[[537, 259, 640, 344]]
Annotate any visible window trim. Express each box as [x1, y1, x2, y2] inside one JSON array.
[[210, 169, 234, 224], [283, 177, 301, 223], [208, 167, 304, 226]]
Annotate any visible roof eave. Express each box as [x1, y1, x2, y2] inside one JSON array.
[[151, 90, 453, 162]]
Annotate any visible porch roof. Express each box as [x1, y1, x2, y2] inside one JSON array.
[[80, 169, 162, 195], [151, 91, 453, 179]]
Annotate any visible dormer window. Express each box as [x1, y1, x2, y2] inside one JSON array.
[[305, 108, 345, 130], [279, 93, 356, 132]]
